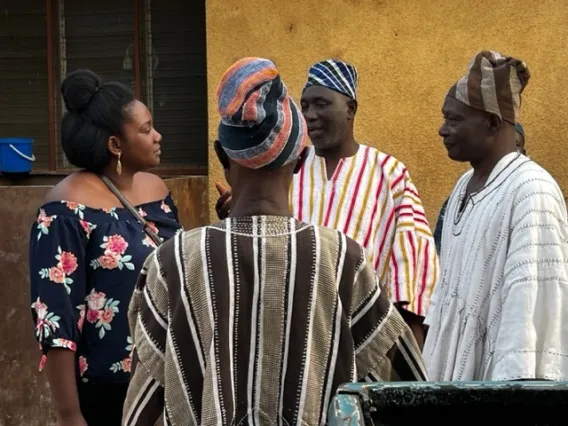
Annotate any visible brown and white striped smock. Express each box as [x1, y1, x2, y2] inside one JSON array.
[[123, 216, 427, 426]]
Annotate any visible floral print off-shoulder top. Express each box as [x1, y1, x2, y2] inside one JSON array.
[[29, 194, 182, 385]]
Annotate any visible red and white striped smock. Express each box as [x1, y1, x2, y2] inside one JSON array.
[[290, 145, 439, 317]]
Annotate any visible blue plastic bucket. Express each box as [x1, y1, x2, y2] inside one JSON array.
[[0, 138, 35, 173]]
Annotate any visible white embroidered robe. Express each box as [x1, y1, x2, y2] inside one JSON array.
[[424, 152, 568, 381]]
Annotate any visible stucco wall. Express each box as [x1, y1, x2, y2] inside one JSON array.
[[206, 0, 568, 225]]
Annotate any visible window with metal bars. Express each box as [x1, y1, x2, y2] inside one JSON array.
[[0, 0, 207, 176]]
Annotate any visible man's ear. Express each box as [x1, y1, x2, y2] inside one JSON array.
[[214, 140, 230, 170], [347, 99, 358, 120], [293, 146, 309, 174], [488, 113, 502, 135]]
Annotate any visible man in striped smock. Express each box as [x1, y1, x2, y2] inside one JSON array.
[[294, 60, 439, 345], [124, 58, 426, 426], [217, 59, 439, 347], [424, 51, 568, 381]]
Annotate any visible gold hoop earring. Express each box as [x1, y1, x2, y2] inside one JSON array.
[[116, 152, 122, 176]]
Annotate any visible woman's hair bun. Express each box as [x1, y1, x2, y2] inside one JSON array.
[[61, 69, 102, 114], [60, 68, 136, 172]]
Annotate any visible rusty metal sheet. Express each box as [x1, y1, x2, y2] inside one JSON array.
[[329, 381, 568, 425], [328, 394, 365, 426]]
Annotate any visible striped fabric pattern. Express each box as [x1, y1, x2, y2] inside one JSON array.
[[304, 59, 359, 100], [290, 145, 439, 317], [447, 50, 531, 124], [217, 57, 307, 169], [123, 216, 427, 426]]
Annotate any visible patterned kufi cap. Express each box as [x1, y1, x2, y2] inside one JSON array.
[[303, 59, 359, 100], [447, 50, 530, 124]]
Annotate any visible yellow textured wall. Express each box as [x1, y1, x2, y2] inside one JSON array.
[[206, 0, 568, 225]]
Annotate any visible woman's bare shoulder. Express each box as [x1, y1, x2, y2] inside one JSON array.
[[44, 171, 170, 208], [43, 171, 105, 205], [134, 172, 170, 200]]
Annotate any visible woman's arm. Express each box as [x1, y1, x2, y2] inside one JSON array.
[[45, 350, 86, 425], [29, 210, 89, 423]]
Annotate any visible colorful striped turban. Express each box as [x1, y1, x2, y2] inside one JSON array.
[[447, 50, 530, 125], [303, 59, 359, 100], [216, 57, 308, 170]]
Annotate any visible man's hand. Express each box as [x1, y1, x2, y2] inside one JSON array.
[[395, 303, 425, 350], [215, 182, 232, 220]]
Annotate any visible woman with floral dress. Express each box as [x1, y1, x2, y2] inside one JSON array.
[[29, 69, 182, 426]]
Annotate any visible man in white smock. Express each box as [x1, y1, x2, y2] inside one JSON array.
[[423, 50, 568, 381]]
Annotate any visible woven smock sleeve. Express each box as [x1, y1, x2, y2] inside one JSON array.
[[384, 164, 439, 318], [123, 244, 169, 426], [491, 178, 568, 381], [350, 241, 428, 382], [30, 206, 90, 367]]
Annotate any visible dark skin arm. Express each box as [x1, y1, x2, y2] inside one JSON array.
[[395, 303, 425, 350], [45, 349, 87, 426]]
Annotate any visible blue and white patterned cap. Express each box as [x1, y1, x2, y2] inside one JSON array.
[[303, 59, 359, 100]]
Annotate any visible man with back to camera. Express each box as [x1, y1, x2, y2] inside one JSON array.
[[123, 57, 427, 426]]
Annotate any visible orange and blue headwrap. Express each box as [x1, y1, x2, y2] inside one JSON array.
[[216, 57, 308, 170], [303, 59, 359, 100]]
